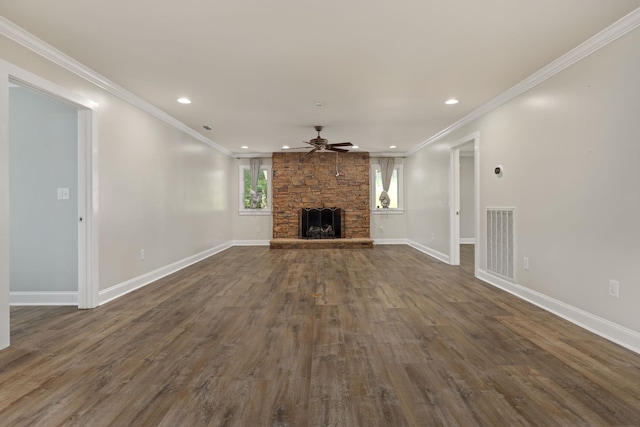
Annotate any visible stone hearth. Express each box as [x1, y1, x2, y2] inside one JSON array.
[[270, 238, 373, 249]]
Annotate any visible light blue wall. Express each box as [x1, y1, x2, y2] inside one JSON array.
[[459, 155, 475, 240], [9, 86, 78, 292]]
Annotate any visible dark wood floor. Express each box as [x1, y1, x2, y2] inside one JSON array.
[[2, 245, 640, 426]]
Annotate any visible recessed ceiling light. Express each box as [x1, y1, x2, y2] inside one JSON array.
[[314, 102, 324, 107], [352, 145, 359, 149], [241, 145, 249, 149], [389, 145, 397, 149], [282, 145, 290, 149], [177, 97, 191, 104], [445, 98, 459, 105]]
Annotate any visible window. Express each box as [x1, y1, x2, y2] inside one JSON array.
[[371, 163, 403, 213], [239, 164, 271, 214]]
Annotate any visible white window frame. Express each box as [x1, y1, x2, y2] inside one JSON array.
[[238, 164, 272, 215], [370, 163, 404, 214]]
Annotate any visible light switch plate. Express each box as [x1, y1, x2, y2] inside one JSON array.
[[57, 187, 70, 200]]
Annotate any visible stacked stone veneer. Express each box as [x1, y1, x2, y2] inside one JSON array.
[[272, 152, 370, 239]]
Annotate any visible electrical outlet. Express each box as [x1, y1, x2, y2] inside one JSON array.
[[257, 226, 261, 234], [608, 280, 619, 299], [523, 257, 529, 270], [379, 226, 384, 232], [140, 249, 145, 261]]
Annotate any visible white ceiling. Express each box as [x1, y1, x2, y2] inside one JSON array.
[[2, 1, 639, 154]]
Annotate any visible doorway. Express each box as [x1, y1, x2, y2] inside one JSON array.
[[1, 60, 98, 350], [449, 132, 479, 276]]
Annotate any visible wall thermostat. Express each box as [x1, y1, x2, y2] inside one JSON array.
[[494, 164, 503, 177]]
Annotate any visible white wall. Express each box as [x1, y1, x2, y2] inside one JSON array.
[[407, 26, 640, 336], [9, 86, 78, 292], [459, 154, 475, 241], [97, 98, 232, 290], [0, 33, 234, 348], [370, 212, 407, 241], [406, 146, 450, 259]]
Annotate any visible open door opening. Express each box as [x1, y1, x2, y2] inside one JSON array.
[[1, 61, 98, 350], [449, 133, 479, 276]]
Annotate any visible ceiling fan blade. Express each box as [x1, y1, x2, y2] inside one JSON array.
[[328, 147, 349, 153], [329, 142, 353, 147], [304, 148, 319, 157], [283, 146, 310, 150]]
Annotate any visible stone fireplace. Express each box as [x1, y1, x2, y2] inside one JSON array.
[[271, 152, 370, 244]]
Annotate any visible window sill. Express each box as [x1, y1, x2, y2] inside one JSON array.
[[239, 210, 272, 216], [371, 209, 404, 215]]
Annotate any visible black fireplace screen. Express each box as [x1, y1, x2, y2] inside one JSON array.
[[299, 207, 343, 239]]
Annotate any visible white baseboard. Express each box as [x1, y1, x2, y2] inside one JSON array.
[[406, 240, 450, 264], [460, 238, 475, 244], [10, 291, 78, 306], [476, 269, 640, 355], [99, 242, 233, 306], [373, 238, 409, 245], [231, 240, 270, 246]]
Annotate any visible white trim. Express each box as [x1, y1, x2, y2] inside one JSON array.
[[238, 211, 272, 216], [371, 209, 405, 215], [449, 148, 460, 265], [406, 8, 640, 155], [6, 66, 96, 110], [460, 238, 475, 244], [406, 240, 450, 264], [76, 108, 99, 309], [232, 240, 271, 246], [0, 16, 231, 157], [0, 64, 9, 349], [476, 269, 640, 355], [10, 291, 78, 306], [369, 153, 406, 158], [235, 152, 273, 159], [373, 238, 409, 245], [98, 242, 232, 306]]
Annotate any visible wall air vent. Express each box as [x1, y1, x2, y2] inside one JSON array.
[[486, 208, 515, 281]]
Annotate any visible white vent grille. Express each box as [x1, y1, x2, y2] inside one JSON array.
[[486, 208, 515, 280]]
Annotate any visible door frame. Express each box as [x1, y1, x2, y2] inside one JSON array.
[[1, 59, 99, 348], [448, 132, 479, 275]]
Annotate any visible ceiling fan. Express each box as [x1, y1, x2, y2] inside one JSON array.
[[288, 126, 353, 155]]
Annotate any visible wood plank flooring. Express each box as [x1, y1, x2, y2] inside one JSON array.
[[2, 245, 640, 426]]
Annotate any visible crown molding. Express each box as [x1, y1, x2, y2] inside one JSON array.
[[0, 16, 232, 157], [234, 152, 274, 159], [407, 7, 640, 155]]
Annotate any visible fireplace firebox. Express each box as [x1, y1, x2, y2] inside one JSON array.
[[300, 207, 343, 239]]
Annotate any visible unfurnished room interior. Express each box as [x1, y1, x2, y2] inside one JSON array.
[[1, 2, 640, 425]]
